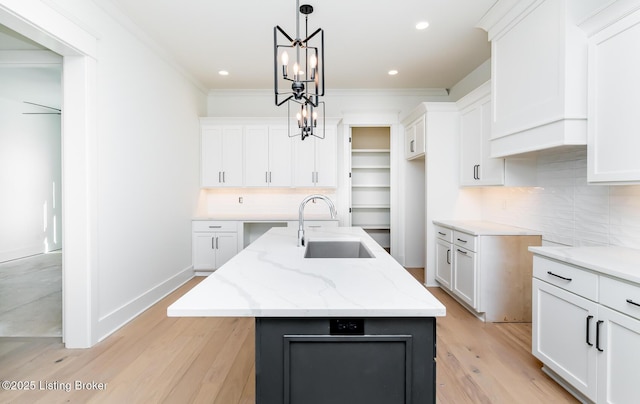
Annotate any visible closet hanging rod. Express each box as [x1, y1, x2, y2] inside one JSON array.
[[22, 101, 62, 114]]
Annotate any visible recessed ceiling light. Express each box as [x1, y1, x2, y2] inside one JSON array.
[[416, 21, 430, 30], [218, 70, 229, 76], [388, 70, 399, 76]]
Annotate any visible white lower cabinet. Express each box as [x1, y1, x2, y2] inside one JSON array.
[[434, 237, 452, 290], [532, 254, 640, 403], [533, 277, 598, 400], [597, 305, 640, 404], [192, 221, 238, 272], [434, 221, 541, 322], [453, 243, 477, 309]]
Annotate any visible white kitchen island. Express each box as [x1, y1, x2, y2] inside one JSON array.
[[168, 226, 445, 404]]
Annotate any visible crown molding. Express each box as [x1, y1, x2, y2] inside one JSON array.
[[208, 88, 449, 98]]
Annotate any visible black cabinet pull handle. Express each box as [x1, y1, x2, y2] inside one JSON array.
[[547, 271, 572, 281], [438, 231, 446, 236], [211, 236, 215, 250], [586, 315, 593, 346], [626, 299, 640, 308], [446, 249, 451, 265], [457, 249, 468, 255], [596, 320, 604, 352], [456, 238, 468, 243]]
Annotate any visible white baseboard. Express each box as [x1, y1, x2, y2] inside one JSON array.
[[96, 265, 194, 342]]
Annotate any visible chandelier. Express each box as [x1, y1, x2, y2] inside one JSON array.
[[274, 1, 325, 140]]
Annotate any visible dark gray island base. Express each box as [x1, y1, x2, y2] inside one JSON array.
[[255, 317, 436, 404]]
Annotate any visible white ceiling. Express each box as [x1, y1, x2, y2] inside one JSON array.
[[108, 0, 497, 91]]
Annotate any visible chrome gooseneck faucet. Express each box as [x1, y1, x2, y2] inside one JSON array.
[[298, 194, 337, 247]]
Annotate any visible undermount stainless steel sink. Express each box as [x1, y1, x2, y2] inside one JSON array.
[[304, 240, 374, 259]]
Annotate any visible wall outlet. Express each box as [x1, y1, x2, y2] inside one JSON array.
[[238, 197, 243, 204]]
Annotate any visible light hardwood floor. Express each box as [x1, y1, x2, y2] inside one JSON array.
[[0, 273, 577, 403]]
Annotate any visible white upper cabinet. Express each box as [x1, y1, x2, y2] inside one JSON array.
[[267, 126, 294, 187], [404, 115, 425, 160], [458, 82, 505, 186], [293, 124, 337, 187], [457, 81, 536, 187], [201, 124, 244, 187], [478, 0, 588, 158], [245, 125, 292, 187], [581, 3, 640, 184], [244, 125, 270, 186]]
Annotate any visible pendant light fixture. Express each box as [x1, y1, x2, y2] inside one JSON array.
[[274, 0, 325, 140]]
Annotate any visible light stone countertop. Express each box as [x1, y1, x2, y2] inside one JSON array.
[[433, 220, 542, 236], [529, 246, 640, 284], [193, 214, 338, 221], [168, 227, 446, 318]]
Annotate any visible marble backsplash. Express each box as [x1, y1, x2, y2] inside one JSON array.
[[481, 147, 640, 249]]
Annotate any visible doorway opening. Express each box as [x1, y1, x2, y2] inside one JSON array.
[[0, 25, 62, 337], [349, 127, 391, 253]]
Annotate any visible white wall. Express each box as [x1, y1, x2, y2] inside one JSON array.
[[0, 65, 62, 261], [79, 2, 206, 340]]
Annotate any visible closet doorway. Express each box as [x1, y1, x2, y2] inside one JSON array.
[[349, 127, 391, 252]]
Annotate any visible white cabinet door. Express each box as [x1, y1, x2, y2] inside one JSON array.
[[268, 126, 293, 187], [460, 89, 504, 186], [193, 232, 217, 270], [245, 126, 292, 187], [293, 126, 336, 187], [435, 238, 452, 290], [460, 105, 483, 185], [314, 126, 337, 187], [405, 116, 425, 160], [532, 279, 598, 401], [587, 9, 640, 183], [452, 247, 477, 309], [245, 125, 270, 186], [293, 134, 317, 187], [221, 127, 244, 186], [215, 232, 238, 268], [201, 127, 223, 187], [597, 305, 640, 404], [201, 126, 243, 187]]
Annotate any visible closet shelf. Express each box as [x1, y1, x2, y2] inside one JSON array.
[[351, 184, 390, 188], [351, 148, 391, 153], [352, 204, 391, 209], [353, 224, 391, 230], [352, 165, 391, 169]]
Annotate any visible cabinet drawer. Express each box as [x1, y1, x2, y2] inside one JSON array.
[[533, 256, 598, 301], [435, 225, 453, 243], [600, 276, 640, 321], [454, 231, 476, 251], [193, 221, 237, 232]]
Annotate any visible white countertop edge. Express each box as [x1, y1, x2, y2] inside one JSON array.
[[529, 246, 640, 284], [433, 220, 542, 236], [167, 308, 447, 317]]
